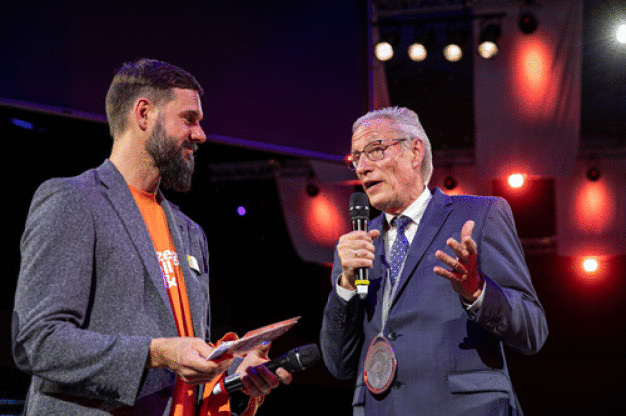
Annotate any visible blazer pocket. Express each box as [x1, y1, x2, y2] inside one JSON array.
[[447, 370, 512, 394]]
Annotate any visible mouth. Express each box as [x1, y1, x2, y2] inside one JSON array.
[[362, 179, 382, 192], [181, 142, 198, 159]]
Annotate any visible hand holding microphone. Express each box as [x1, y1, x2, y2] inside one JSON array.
[[337, 193, 379, 299], [212, 344, 320, 395]]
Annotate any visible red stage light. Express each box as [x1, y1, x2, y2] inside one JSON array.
[[582, 257, 598, 273], [508, 173, 525, 188], [576, 256, 609, 285], [305, 193, 345, 245], [574, 180, 615, 233], [512, 36, 559, 119]]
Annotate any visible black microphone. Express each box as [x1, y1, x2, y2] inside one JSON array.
[[212, 344, 321, 395], [349, 192, 370, 300]]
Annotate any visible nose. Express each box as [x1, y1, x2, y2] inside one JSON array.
[[355, 153, 373, 176], [190, 124, 207, 144]]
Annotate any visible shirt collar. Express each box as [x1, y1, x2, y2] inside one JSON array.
[[385, 186, 432, 227]]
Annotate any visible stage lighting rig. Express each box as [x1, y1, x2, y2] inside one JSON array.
[[408, 30, 433, 62], [518, 11, 538, 34], [443, 29, 467, 62], [478, 23, 501, 59], [586, 167, 601, 181], [375, 30, 399, 61]]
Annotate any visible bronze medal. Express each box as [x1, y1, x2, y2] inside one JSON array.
[[363, 335, 397, 395]]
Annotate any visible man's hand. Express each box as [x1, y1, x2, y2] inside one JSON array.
[[336, 229, 381, 290], [433, 220, 484, 302], [235, 342, 293, 397], [147, 337, 233, 384]]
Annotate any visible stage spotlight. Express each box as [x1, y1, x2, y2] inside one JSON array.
[[508, 173, 525, 188], [408, 43, 427, 62], [306, 182, 320, 197], [443, 29, 467, 62], [478, 23, 501, 59], [408, 31, 433, 62], [518, 11, 538, 34], [586, 167, 601, 181], [443, 176, 457, 190], [375, 31, 399, 61], [582, 257, 598, 273], [617, 23, 626, 45], [443, 44, 463, 62]]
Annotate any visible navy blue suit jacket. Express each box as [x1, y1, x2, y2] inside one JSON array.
[[321, 188, 548, 415]]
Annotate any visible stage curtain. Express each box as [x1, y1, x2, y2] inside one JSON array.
[[473, 0, 583, 178]]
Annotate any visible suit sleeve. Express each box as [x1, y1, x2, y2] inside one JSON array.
[[319, 250, 366, 380], [474, 197, 549, 355], [12, 179, 151, 407]]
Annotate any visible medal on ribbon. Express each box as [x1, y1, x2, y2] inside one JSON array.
[[363, 335, 397, 395]]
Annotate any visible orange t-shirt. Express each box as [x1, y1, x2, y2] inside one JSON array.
[[130, 186, 196, 416]]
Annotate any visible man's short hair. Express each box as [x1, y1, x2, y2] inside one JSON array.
[[353, 106, 434, 186], [105, 58, 203, 138]]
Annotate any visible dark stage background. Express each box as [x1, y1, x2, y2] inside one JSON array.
[[2, 1, 626, 415]]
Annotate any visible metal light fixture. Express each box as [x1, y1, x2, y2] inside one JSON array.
[[443, 29, 467, 62], [478, 23, 501, 59], [375, 30, 399, 62], [518, 11, 538, 34], [408, 30, 433, 62]]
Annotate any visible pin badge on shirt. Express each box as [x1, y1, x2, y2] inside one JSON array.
[[187, 255, 200, 273]]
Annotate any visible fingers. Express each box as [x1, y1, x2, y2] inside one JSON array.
[[275, 367, 293, 385], [238, 362, 293, 397], [148, 337, 234, 384], [255, 341, 271, 359], [241, 365, 280, 396], [337, 230, 379, 281], [444, 220, 477, 260], [460, 220, 477, 255], [434, 251, 468, 278]]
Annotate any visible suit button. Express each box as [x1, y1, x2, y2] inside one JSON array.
[[388, 332, 397, 340]]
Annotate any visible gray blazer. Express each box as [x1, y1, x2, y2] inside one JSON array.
[[12, 160, 211, 415], [321, 188, 548, 416]]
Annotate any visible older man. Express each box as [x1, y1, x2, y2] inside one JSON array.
[[321, 107, 548, 415]]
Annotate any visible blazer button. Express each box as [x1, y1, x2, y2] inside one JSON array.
[[387, 332, 397, 340]]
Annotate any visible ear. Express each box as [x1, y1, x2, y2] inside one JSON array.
[[411, 138, 425, 169], [133, 97, 153, 131]]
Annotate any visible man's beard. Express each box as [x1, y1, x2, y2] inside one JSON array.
[[145, 116, 198, 192]]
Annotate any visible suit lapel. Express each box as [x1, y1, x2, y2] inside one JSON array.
[[96, 161, 176, 329], [391, 188, 454, 306]]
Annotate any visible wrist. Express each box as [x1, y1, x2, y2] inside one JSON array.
[[338, 273, 356, 291], [462, 274, 484, 303], [147, 338, 167, 369]]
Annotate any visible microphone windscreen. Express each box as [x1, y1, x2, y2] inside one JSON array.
[[284, 344, 321, 371], [349, 192, 370, 221]]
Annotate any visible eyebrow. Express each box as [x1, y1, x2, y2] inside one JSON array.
[[181, 109, 203, 122], [352, 138, 383, 152]]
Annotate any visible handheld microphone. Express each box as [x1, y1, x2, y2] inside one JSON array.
[[349, 192, 370, 300], [212, 344, 321, 395]]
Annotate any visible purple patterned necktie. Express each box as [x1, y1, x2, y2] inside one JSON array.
[[389, 215, 412, 286]]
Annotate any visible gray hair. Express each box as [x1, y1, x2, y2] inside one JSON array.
[[353, 106, 433, 185]]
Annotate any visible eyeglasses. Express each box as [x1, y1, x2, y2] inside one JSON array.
[[346, 138, 409, 170]]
